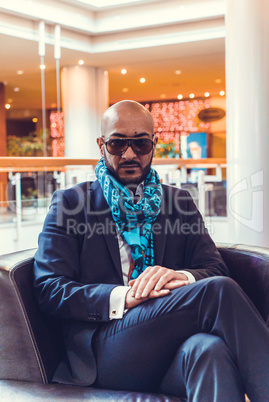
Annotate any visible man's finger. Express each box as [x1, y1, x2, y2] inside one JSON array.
[[154, 271, 176, 291], [164, 280, 190, 289], [129, 266, 154, 295], [149, 289, 170, 298], [135, 270, 166, 298]]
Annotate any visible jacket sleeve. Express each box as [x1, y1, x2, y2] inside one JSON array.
[[180, 190, 230, 281], [33, 189, 118, 323]]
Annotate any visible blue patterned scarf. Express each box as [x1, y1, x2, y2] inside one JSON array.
[[95, 158, 163, 280]]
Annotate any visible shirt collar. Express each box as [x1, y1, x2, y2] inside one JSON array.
[[127, 181, 144, 202]]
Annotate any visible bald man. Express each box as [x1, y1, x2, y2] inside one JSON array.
[[34, 100, 269, 401]]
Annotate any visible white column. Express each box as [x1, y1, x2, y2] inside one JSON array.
[[225, 0, 269, 247], [61, 66, 109, 159]]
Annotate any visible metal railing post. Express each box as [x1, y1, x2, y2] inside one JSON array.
[[198, 170, 206, 218], [15, 173, 22, 241]]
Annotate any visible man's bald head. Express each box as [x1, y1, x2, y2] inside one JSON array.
[[97, 100, 157, 185], [101, 100, 154, 139]]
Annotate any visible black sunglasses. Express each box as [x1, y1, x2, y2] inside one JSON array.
[[104, 137, 155, 156]]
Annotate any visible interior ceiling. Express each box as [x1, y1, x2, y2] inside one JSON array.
[[0, 0, 226, 116], [59, 0, 166, 10]]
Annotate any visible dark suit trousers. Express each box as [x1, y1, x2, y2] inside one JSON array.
[[92, 277, 269, 401]]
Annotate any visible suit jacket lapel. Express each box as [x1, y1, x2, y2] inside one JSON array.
[[88, 181, 122, 282]]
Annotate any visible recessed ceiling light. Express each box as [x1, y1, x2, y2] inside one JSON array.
[[121, 68, 127, 75], [122, 88, 129, 92], [5, 104, 11, 109], [77, 0, 143, 8], [177, 94, 183, 100], [17, 70, 24, 75], [40, 64, 46, 70], [204, 92, 210, 97], [51, 103, 57, 108], [32, 118, 38, 123], [78, 60, 84, 65], [7, 98, 13, 103], [13, 87, 20, 92], [160, 94, 166, 99], [215, 79, 222, 84], [140, 78, 146, 83], [175, 70, 182, 75], [219, 90, 225, 96], [189, 93, 195, 99]]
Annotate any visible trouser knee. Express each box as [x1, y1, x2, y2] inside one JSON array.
[[206, 275, 239, 289], [203, 276, 243, 300]]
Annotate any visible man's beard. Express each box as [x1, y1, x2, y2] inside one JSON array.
[[103, 152, 153, 185]]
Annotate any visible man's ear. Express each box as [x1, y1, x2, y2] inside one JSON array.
[[97, 137, 104, 157], [153, 135, 158, 156]]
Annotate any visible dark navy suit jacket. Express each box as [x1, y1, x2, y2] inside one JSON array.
[[33, 180, 229, 385]]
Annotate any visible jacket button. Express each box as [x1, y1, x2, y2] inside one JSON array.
[[88, 312, 102, 321]]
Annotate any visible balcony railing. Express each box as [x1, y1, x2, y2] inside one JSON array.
[[0, 156, 226, 169], [0, 157, 227, 242]]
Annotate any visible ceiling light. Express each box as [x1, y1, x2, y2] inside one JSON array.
[[78, 60, 84, 65], [32, 118, 38, 123], [13, 87, 20, 92], [160, 94, 166, 99], [40, 64, 46, 70], [215, 79, 222, 84], [175, 70, 182, 75], [51, 103, 57, 108], [219, 90, 225, 96], [77, 0, 143, 8], [189, 93, 195, 99], [7, 98, 13, 103], [5, 104, 11, 110], [122, 88, 129, 92], [204, 92, 210, 97], [17, 70, 24, 75], [177, 94, 183, 100], [140, 78, 146, 83], [121, 68, 127, 75]]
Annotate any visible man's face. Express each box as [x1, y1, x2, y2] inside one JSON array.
[[97, 107, 157, 185]]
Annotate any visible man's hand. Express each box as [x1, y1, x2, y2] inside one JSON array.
[[125, 287, 170, 309], [128, 265, 190, 302]]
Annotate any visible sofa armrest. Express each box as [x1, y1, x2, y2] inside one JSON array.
[[217, 244, 269, 326], [0, 249, 62, 383]]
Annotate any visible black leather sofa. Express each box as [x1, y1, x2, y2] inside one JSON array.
[[0, 244, 269, 401]]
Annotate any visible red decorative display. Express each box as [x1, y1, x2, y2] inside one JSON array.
[[50, 111, 64, 157], [144, 100, 211, 152]]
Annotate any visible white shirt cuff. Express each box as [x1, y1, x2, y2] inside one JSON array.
[[109, 286, 130, 320], [177, 270, 196, 283]]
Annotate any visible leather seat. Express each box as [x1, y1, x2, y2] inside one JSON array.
[[0, 244, 268, 401]]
